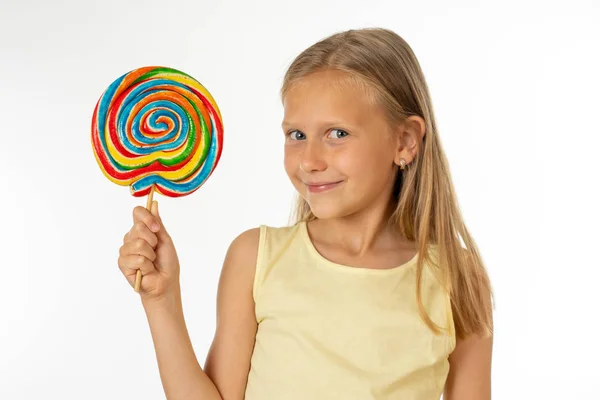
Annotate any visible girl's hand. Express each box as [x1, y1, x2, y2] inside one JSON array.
[[118, 201, 181, 303]]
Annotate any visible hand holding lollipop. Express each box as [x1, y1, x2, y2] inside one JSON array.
[[91, 66, 223, 293], [119, 201, 181, 300]]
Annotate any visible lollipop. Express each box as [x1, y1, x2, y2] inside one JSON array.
[[91, 66, 223, 292]]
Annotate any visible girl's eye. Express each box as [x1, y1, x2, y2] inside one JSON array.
[[328, 129, 349, 139], [288, 130, 306, 140]]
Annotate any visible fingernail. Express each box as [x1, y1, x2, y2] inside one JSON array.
[[152, 223, 160, 232]]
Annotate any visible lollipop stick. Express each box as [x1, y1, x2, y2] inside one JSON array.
[[134, 185, 155, 292]]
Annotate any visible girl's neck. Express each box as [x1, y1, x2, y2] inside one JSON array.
[[307, 199, 408, 257]]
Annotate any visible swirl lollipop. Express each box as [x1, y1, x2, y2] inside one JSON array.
[[91, 66, 223, 292]]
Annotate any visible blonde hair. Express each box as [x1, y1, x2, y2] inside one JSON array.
[[281, 28, 493, 339]]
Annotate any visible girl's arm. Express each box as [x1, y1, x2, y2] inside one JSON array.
[[142, 228, 259, 400], [443, 333, 493, 400], [143, 291, 223, 400], [203, 228, 260, 399]]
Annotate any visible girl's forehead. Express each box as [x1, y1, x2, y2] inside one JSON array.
[[282, 73, 382, 128]]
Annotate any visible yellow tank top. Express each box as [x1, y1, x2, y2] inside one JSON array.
[[244, 221, 455, 400]]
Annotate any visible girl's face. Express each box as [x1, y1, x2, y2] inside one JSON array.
[[282, 70, 403, 220]]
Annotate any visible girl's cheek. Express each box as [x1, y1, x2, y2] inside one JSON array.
[[283, 152, 299, 176], [332, 147, 364, 173]]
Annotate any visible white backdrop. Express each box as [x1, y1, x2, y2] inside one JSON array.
[[1, 0, 599, 399]]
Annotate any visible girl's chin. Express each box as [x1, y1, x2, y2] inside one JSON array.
[[305, 201, 352, 220]]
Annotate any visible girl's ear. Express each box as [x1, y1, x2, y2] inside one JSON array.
[[393, 115, 426, 166]]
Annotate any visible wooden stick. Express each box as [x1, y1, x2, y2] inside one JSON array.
[[134, 185, 155, 292]]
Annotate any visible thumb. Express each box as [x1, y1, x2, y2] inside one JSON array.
[[150, 200, 171, 240]]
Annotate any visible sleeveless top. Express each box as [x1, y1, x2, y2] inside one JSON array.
[[244, 221, 455, 400]]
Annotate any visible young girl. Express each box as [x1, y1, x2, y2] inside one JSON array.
[[118, 28, 494, 400]]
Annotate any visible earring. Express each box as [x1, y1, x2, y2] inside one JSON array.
[[399, 158, 406, 170]]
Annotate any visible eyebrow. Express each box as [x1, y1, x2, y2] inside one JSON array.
[[281, 120, 356, 130]]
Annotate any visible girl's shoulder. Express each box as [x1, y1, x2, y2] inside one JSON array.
[[256, 221, 305, 249], [224, 222, 302, 276], [258, 221, 303, 234], [225, 222, 300, 259], [228, 226, 262, 254]]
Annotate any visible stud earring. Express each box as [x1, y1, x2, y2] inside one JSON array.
[[399, 158, 406, 170]]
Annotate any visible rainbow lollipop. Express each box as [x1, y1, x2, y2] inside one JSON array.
[[91, 66, 223, 292]]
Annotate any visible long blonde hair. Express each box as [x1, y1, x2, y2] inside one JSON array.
[[281, 28, 493, 339]]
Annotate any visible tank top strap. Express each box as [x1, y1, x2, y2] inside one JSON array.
[[253, 223, 303, 303]]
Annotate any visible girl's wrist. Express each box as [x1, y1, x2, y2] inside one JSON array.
[[141, 284, 183, 313]]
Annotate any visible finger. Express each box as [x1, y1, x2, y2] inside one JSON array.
[[120, 238, 157, 262], [118, 254, 156, 278], [132, 206, 161, 234], [150, 201, 172, 242], [124, 222, 158, 248]]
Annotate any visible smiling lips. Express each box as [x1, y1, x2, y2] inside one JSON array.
[[305, 181, 343, 193]]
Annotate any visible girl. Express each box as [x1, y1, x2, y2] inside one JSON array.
[[118, 28, 494, 400]]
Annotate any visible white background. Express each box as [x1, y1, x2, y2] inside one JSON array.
[[1, 0, 599, 398]]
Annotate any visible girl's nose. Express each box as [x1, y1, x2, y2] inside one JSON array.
[[299, 141, 327, 173]]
